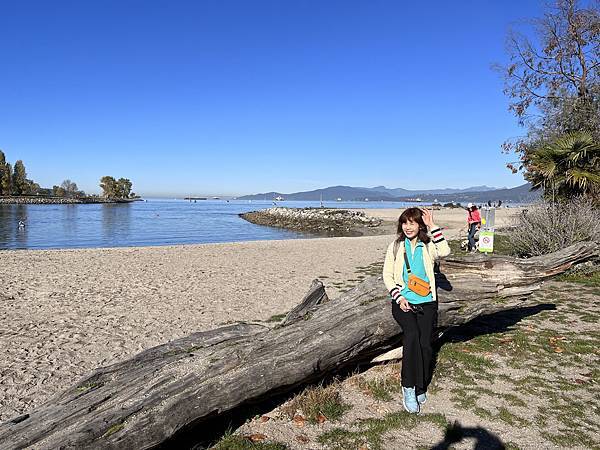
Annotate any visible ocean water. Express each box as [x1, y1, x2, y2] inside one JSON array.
[[0, 199, 421, 250]]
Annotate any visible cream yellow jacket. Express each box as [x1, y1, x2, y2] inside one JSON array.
[[382, 227, 451, 302]]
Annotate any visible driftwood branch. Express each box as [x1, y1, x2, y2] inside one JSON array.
[[282, 278, 330, 326], [1, 242, 597, 449]]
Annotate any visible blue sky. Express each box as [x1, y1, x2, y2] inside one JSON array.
[[0, 1, 544, 196]]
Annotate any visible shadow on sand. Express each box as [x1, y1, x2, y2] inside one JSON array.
[[431, 420, 507, 449]]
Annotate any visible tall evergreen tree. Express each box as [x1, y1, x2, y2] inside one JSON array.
[[0, 150, 6, 195], [12, 160, 28, 195], [1, 163, 12, 195]]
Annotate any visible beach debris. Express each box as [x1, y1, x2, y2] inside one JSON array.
[[247, 433, 267, 442], [295, 434, 310, 443], [292, 415, 306, 427]]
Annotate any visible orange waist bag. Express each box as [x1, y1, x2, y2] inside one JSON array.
[[404, 251, 431, 296], [407, 274, 431, 296]]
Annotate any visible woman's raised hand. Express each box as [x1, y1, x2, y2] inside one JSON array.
[[420, 208, 436, 230]]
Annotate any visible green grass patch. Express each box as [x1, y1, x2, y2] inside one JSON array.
[[211, 433, 287, 450], [450, 388, 478, 409], [447, 239, 463, 255], [497, 407, 528, 426], [492, 233, 515, 255], [473, 407, 494, 420], [318, 411, 448, 450], [354, 375, 403, 402], [436, 341, 497, 374], [541, 430, 599, 449], [504, 442, 522, 450], [447, 233, 514, 256], [463, 386, 527, 408], [556, 270, 600, 287]]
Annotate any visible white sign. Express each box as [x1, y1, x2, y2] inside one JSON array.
[[479, 230, 494, 253]]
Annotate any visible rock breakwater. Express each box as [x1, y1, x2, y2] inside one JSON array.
[[240, 207, 384, 237]]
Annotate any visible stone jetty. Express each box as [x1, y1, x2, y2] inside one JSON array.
[[240, 207, 383, 236]]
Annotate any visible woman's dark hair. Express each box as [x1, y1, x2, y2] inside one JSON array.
[[395, 207, 430, 244]]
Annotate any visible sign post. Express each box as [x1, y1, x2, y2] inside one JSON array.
[[479, 207, 496, 254]]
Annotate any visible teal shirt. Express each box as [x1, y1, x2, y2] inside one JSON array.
[[401, 238, 434, 304]]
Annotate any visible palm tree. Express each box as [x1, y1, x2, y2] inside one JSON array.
[[526, 131, 600, 203]]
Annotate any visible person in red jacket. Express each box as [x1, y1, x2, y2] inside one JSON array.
[[466, 203, 481, 252]]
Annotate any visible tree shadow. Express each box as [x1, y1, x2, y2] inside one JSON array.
[[437, 302, 556, 346], [431, 420, 506, 449], [426, 302, 556, 391], [158, 364, 371, 450]]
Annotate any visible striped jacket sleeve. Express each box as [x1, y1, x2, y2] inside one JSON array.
[[428, 227, 451, 260], [382, 241, 402, 302]]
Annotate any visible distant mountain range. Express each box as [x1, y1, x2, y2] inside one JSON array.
[[238, 183, 540, 203]]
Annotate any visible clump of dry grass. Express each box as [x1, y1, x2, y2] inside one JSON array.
[[280, 383, 351, 423], [352, 372, 403, 402], [506, 198, 600, 257]]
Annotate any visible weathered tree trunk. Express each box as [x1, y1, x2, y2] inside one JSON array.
[[1, 242, 597, 449]]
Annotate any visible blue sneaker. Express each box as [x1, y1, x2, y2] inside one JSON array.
[[417, 392, 427, 405], [402, 386, 420, 414]]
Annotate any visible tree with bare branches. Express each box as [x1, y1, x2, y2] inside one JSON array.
[[498, 0, 600, 176]]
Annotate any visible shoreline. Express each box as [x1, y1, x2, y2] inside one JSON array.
[[0, 196, 140, 205], [0, 206, 521, 420], [0, 205, 520, 252]]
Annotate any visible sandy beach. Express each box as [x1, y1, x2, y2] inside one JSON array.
[[0, 207, 519, 421]]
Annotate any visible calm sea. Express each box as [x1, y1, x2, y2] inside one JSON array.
[[0, 199, 421, 250]]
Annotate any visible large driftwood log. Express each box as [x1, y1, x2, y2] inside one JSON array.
[[1, 242, 597, 449]]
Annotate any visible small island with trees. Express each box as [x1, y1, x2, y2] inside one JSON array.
[[0, 150, 140, 204]]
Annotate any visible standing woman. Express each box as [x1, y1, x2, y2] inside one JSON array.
[[466, 203, 481, 252], [382, 208, 450, 414]]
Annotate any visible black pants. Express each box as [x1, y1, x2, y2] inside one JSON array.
[[392, 301, 437, 395]]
